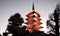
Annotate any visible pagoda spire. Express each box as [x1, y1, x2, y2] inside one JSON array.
[[26, 3, 43, 33], [32, 3, 34, 10]]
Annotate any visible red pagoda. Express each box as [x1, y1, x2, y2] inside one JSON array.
[[25, 3, 43, 33]]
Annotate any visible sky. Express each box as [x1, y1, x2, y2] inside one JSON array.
[[0, 0, 60, 35]]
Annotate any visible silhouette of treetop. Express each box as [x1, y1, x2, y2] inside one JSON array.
[[8, 13, 24, 26]]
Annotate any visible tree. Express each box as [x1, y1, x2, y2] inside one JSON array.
[[53, 4, 59, 36], [8, 13, 24, 26], [3, 13, 27, 36], [47, 4, 60, 36], [47, 13, 55, 35]]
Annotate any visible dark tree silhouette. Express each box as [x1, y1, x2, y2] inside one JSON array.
[[8, 13, 24, 26], [3, 13, 28, 36], [26, 31, 49, 36], [53, 4, 59, 36], [47, 14, 55, 35], [47, 4, 60, 36]]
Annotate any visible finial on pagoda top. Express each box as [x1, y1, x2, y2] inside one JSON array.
[[32, 2, 35, 10]]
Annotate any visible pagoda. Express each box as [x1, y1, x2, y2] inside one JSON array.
[[25, 3, 43, 33]]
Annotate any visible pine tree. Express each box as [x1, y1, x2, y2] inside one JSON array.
[[53, 4, 59, 36], [25, 3, 43, 33], [47, 4, 60, 36]]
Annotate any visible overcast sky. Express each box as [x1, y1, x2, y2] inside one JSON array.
[[0, 0, 60, 35]]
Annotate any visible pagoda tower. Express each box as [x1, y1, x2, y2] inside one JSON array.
[[25, 3, 43, 33]]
